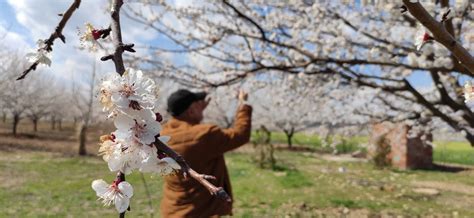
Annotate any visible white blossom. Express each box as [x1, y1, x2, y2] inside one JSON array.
[[91, 179, 133, 213], [113, 109, 161, 146], [464, 81, 474, 103], [140, 156, 181, 176], [415, 31, 433, 51], [99, 68, 156, 115], [106, 141, 157, 175], [25, 40, 51, 67]]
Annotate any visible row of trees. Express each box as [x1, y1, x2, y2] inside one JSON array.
[[0, 52, 102, 155]]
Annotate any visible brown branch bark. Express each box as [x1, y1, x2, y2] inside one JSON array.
[[17, 0, 81, 80], [222, 0, 267, 41], [403, 0, 474, 75]]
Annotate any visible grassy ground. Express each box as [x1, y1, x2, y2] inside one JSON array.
[[2, 147, 474, 217], [1, 120, 474, 217], [433, 141, 474, 165], [264, 131, 474, 166]]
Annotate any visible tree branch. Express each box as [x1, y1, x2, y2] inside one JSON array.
[[154, 140, 232, 202], [17, 0, 81, 80], [403, 0, 474, 75]]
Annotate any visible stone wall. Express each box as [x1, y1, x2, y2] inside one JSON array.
[[369, 122, 433, 170]]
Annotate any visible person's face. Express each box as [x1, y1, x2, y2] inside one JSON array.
[[187, 99, 209, 123]]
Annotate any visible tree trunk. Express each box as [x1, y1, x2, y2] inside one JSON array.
[[261, 125, 271, 144], [12, 114, 20, 136], [58, 119, 62, 131], [2, 112, 6, 123], [32, 118, 38, 132], [286, 133, 293, 148], [51, 116, 56, 130], [284, 127, 295, 149], [78, 124, 87, 156]]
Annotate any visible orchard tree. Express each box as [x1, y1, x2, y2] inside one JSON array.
[[25, 76, 58, 132], [71, 61, 99, 156], [1, 55, 37, 136], [125, 0, 474, 145], [251, 75, 325, 148]]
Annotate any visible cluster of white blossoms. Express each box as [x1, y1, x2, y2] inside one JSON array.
[[92, 68, 180, 213], [464, 81, 474, 103], [26, 39, 52, 67]]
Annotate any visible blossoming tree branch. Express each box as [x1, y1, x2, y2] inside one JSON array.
[[128, 0, 474, 145], [16, 0, 230, 217]]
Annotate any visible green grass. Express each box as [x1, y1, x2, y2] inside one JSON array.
[[433, 140, 474, 165], [253, 131, 474, 166], [2, 148, 474, 217]]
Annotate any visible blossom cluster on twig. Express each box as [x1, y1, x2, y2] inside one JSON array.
[[92, 68, 181, 213]]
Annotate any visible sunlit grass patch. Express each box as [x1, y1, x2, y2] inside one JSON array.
[[433, 141, 474, 165]]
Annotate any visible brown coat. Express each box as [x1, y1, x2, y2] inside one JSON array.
[[160, 105, 252, 218]]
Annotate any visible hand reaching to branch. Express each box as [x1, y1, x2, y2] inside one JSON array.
[[237, 89, 248, 106]]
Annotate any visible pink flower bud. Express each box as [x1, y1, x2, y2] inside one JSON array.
[[92, 29, 101, 40]]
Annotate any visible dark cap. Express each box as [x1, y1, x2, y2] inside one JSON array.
[[167, 89, 207, 116]]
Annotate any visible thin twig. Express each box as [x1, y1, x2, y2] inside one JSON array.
[[17, 0, 81, 80]]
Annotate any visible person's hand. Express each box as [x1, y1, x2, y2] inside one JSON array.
[[237, 89, 248, 105]]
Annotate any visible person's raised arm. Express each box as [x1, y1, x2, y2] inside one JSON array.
[[199, 90, 252, 157]]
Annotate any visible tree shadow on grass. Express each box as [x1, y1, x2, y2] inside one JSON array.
[[427, 163, 471, 173], [395, 163, 472, 173]]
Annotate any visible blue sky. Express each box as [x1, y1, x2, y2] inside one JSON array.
[[0, 1, 30, 43], [0, 0, 438, 91]]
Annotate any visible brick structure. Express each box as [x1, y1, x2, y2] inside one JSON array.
[[369, 122, 433, 170]]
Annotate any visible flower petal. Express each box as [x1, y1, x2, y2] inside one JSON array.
[[114, 114, 134, 130], [118, 181, 134, 198], [108, 154, 124, 172], [91, 179, 109, 196], [139, 156, 159, 173], [114, 194, 130, 213]]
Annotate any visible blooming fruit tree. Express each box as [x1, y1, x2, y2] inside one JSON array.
[[16, 0, 230, 217], [129, 0, 474, 145]]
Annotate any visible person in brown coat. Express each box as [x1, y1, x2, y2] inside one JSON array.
[[160, 89, 252, 217]]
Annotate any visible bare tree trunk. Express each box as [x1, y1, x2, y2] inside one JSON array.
[[12, 114, 20, 136], [58, 118, 62, 131], [78, 123, 87, 156], [51, 116, 56, 130], [32, 118, 38, 132], [261, 126, 271, 144], [284, 127, 295, 149], [2, 112, 6, 123], [77, 61, 96, 156]]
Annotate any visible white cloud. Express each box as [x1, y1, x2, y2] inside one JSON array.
[[4, 0, 160, 84], [0, 24, 30, 51]]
